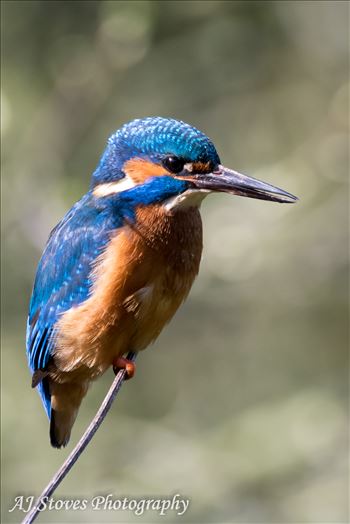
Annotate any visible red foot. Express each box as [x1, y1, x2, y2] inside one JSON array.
[[112, 357, 135, 380]]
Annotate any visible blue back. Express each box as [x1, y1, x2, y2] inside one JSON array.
[[26, 193, 123, 415]]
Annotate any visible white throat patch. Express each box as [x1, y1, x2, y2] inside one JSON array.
[[164, 189, 210, 213]]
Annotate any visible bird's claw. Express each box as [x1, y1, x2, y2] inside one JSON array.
[[112, 357, 135, 380]]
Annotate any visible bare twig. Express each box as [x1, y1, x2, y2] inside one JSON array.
[[22, 352, 137, 524]]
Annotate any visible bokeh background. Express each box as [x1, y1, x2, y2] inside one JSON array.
[[1, 1, 348, 523]]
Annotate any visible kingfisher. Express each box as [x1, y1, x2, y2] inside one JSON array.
[[26, 117, 297, 448]]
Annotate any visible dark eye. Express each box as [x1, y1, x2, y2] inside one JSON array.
[[162, 155, 184, 174]]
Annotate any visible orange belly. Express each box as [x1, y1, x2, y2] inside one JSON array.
[[51, 205, 203, 383]]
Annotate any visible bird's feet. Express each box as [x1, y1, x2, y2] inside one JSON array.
[[112, 356, 135, 380]]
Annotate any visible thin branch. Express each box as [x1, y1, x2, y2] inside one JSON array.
[[22, 352, 137, 524]]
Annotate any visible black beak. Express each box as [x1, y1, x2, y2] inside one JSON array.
[[188, 165, 298, 204]]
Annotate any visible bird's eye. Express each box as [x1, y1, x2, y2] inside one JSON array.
[[162, 155, 185, 174]]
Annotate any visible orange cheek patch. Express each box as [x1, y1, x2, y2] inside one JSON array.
[[123, 158, 168, 184]]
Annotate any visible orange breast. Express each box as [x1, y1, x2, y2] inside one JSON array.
[[53, 206, 203, 382]]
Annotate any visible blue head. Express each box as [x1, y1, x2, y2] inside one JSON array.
[[91, 117, 220, 186], [91, 117, 297, 207]]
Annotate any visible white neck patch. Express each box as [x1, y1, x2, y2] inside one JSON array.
[[164, 189, 210, 213], [93, 176, 135, 197]]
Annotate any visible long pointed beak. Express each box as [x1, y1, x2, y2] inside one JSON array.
[[188, 165, 298, 204]]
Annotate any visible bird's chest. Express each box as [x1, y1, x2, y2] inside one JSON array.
[[122, 206, 203, 349], [134, 205, 203, 276], [55, 206, 202, 374]]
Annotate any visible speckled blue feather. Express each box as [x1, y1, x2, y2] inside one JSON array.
[[26, 175, 188, 416], [91, 117, 220, 186]]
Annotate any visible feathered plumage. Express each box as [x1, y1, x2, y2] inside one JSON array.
[[26, 117, 297, 447]]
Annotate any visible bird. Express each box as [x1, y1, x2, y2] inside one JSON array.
[[26, 117, 297, 448]]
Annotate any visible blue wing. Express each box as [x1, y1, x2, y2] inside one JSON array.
[[26, 192, 125, 417]]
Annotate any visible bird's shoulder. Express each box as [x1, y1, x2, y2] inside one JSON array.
[[26, 192, 125, 378]]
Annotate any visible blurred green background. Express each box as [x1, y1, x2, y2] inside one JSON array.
[[1, 1, 348, 523]]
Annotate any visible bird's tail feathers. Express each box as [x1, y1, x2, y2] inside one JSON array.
[[49, 380, 88, 448]]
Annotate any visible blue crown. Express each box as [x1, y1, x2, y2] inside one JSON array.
[[91, 117, 220, 186]]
